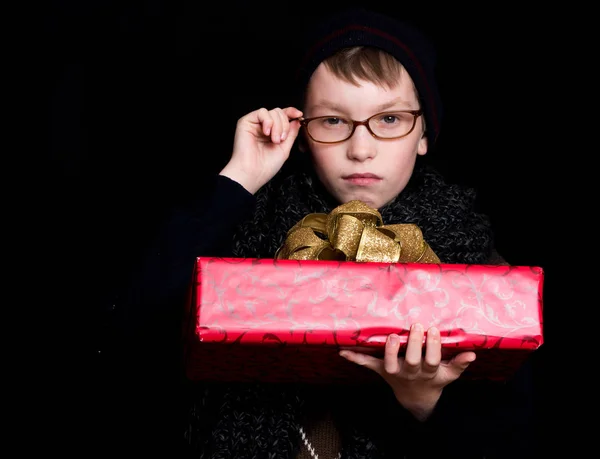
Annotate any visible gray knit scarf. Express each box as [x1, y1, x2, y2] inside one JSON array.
[[186, 157, 494, 458]]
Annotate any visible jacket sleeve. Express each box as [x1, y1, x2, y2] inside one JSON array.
[[377, 352, 539, 458], [99, 174, 256, 361]]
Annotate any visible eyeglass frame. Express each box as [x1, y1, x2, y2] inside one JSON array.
[[295, 109, 423, 144]]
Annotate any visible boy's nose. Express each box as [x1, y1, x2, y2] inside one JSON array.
[[346, 125, 377, 161]]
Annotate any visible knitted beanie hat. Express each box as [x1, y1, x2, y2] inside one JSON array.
[[295, 7, 443, 151]]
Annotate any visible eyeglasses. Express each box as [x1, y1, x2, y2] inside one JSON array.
[[298, 110, 422, 144]]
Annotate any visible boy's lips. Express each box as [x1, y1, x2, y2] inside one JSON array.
[[343, 173, 382, 185]]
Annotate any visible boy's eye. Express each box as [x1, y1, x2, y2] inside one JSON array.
[[380, 115, 399, 124], [323, 117, 348, 126]]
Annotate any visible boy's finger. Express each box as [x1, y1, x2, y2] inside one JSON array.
[[422, 327, 442, 374], [403, 323, 424, 376], [283, 106, 303, 119], [383, 334, 401, 375], [339, 350, 383, 375], [252, 108, 273, 136], [269, 108, 283, 143], [276, 109, 290, 142], [282, 118, 302, 146]]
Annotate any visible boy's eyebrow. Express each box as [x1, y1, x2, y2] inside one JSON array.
[[311, 97, 416, 114], [374, 97, 416, 111]]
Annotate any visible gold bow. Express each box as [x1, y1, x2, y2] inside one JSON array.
[[274, 200, 440, 263]]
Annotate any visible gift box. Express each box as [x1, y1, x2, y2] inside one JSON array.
[[183, 257, 544, 384]]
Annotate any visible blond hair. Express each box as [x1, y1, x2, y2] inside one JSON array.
[[322, 46, 407, 89]]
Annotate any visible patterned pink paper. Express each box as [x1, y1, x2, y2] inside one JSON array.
[[184, 257, 543, 383]]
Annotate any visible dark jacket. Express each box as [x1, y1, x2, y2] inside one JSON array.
[[97, 173, 541, 459]]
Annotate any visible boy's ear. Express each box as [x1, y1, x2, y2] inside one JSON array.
[[298, 132, 308, 153], [417, 133, 428, 156]]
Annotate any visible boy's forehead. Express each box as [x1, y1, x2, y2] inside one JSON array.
[[304, 64, 420, 110]]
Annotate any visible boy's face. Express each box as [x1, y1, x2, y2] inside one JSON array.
[[303, 64, 427, 209]]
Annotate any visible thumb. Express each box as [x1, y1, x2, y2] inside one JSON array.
[[339, 350, 384, 375], [448, 351, 476, 376]]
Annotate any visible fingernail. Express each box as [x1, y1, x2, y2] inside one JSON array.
[[412, 323, 423, 332], [281, 131, 287, 141], [428, 327, 439, 340], [273, 134, 280, 143], [265, 128, 271, 135], [388, 334, 399, 346], [339, 351, 349, 358]]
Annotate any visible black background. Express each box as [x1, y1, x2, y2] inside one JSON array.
[[39, 1, 567, 455]]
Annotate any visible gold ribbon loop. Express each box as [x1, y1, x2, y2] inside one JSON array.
[[356, 226, 402, 262], [276, 226, 328, 260], [329, 214, 364, 259], [275, 200, 440, 264]]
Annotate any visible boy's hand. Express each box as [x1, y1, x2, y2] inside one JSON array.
[[220, 107, 303, 194], [340, 324, 476, 421]]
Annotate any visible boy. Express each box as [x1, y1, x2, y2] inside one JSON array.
[[111, 7, 536, 458], [221, 15, 477, 426]]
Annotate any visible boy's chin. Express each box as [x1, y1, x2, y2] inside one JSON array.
[[328, 185, 392, 210], [339, 196, 380, 209]]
